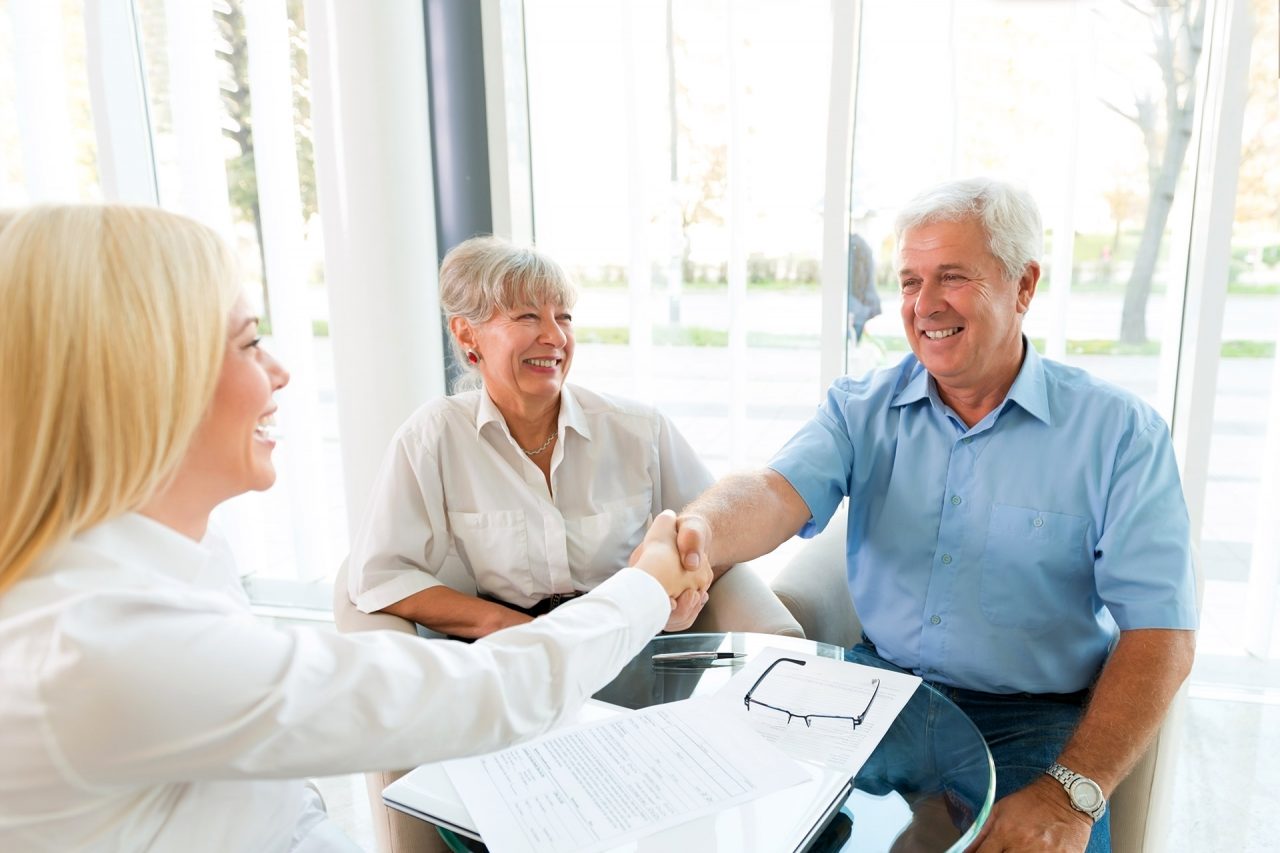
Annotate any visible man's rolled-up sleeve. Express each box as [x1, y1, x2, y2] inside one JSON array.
[[1095, 419, 1199, 631], [767, 383, 856, 539]]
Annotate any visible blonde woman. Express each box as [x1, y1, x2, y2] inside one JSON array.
[[0, 206, 708, 852], [347, 236, 714, 638]]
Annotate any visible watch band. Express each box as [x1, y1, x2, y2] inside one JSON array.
[[1045, 762, 1107, 822]]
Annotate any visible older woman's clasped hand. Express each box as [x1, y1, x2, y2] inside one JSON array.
[[630, 511, 713, 621]]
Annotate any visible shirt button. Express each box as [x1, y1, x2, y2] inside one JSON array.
[[930, 615, 942, 625], [941, 553, 953, 564], [951, 495, 962, 506], [1033, 517, 1045, 528], [962, 437, 973, 445]]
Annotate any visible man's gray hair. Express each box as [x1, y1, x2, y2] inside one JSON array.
[[894, 178, 1043, 282]]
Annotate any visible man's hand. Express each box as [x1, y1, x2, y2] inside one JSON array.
[[631, 515, 713, 592], [965, 777, 1093, 853], [663, 587, 710, 632], [631, 511, 713, 600], [675, 512, 712, 573]]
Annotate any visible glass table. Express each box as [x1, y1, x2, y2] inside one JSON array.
[[439, 632, 994, 853]]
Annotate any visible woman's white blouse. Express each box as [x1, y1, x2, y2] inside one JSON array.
[[0, 513, 670, 852], [347, 383, 713, 613]]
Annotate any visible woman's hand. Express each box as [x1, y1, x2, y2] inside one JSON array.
[[663, 587, 709, 632], [633, 511, 713, 599]]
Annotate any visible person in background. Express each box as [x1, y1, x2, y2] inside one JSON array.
[[673, 178, 1196, 853], [347, 236, 714, 638], [0, 205, 708, 852], [847, 224, 882, 343]]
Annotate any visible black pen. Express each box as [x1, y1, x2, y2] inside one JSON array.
[[651, 651, 746, 662]]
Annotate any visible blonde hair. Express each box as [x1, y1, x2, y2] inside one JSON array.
[[0, 205, 240, 593], [438, 236, 577, 377]]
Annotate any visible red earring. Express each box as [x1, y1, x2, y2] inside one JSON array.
[[466, 350, 479, 364]]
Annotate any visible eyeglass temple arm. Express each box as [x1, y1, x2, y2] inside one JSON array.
[[852, 678, 882, 723], [743, 657, 808, 710]]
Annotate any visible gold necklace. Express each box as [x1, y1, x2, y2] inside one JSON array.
[[522, 433, 557, 457]]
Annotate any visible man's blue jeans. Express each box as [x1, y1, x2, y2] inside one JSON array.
[[845, 641, 1112, 853]]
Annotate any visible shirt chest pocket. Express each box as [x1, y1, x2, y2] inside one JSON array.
[[446, 510, 533, 597], [979, 503, 1091, 633], [565, 493, 654, 587]]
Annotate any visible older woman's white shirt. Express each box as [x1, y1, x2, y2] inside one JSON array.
[[348, 383, 713, 613], [0, 513, 670, 852]]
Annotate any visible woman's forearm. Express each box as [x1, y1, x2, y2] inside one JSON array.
[[381, 586, 532, 638]]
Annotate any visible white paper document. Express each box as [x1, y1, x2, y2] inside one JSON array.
[[442, 698, 808, 853], [713, 647, 921, 775]]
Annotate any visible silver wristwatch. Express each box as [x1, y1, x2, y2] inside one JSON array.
[[1045, 763, 1106, 822]]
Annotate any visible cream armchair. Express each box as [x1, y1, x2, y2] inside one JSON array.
[[768, 500, 1201, 853], [331, 561, 801, 853]]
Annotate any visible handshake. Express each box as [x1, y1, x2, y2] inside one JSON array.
[[629, 510, 715, 631]]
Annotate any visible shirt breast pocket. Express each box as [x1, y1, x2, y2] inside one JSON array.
[[979, 503, 1090, 633], [446, 510, 533, 598], [566, 493, 653, 588]]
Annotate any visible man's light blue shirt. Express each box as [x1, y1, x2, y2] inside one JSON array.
[[769, 343, 1197, 694]]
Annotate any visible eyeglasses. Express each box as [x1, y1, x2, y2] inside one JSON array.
[[743, 657, 880, 730]]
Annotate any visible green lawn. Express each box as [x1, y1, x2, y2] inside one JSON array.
[[579, 275, 1280, 297], [576, 327, 1275, 359]]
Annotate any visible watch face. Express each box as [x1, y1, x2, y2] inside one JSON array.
[[1071, 779, 1103, 810]]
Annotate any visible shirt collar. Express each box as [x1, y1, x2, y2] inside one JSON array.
[[557, 383, 592, 442], [473, 383, 593, 443], [72, 512, 215, 585], [1003, 340, 1051, 425], [890, 359, 932, 408], [888, 337, 1051, 426], [475, 387, 507, 433]]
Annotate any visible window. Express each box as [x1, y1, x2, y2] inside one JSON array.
[[848, 0, 1203, 420], [139, 0, 344, 606], [1, 0, 101, 205], [1186, 9, 1280, 844], [1200, 0, 1280, 667], [5, 0, 346, 609], [523, 0, 835, 477]]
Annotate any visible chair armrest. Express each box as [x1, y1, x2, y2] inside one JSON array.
[[332, 562, 417, 636], [366, 769, 447, 853], [688, 561, 803, 637], [1109, 681, 1187, 853], [1109, 546, 1200, 853], [332, 562, 444, 852], [769, 502, 861, 649]]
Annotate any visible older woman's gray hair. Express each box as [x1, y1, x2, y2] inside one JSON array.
[[439, 235, 578, 373], [894, 178, 1043, 283]]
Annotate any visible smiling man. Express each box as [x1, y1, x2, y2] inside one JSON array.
[[675, 178, 1197, 853]]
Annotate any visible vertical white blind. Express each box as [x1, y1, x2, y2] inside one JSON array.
[[83, 0, 158, 204], [305, 0, 445, 534], [245, 0, 329, 581], [10, 0, 77, 201], [819, 0, 857, 395]]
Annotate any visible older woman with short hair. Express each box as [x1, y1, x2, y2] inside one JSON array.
[[347, 236, 713, 636]]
